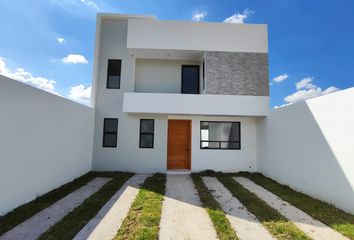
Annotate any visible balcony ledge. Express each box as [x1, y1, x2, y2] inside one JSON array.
[[123, 92, 269, 117]]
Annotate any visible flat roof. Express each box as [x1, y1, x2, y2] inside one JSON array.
[[98, 13, 157, 21]]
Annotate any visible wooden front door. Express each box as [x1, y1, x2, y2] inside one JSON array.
[[167, 120, 191, 170]]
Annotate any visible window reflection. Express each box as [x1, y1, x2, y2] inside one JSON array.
[[200, 121, 240, 149]]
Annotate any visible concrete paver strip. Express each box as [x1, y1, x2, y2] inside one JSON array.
[[73, 174, 149, 240], [234, 177, 349, 240], [159, 174, 218, 240], [0, 177, 110, 240], [202, 177, 275, 240]]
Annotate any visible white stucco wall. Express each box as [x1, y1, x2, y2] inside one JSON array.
[[92, 19, 169, 173], [123, 92, 269, 116], [135, 59, 200, 93], [127, 19, 268, 53], [170, 115, 258, 172], [0, 75, 94, 215], [257, 88, 354, 214], [92, 113, 169, 173], [93, 113, 257, 173]]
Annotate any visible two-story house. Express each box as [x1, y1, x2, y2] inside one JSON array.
[[91, 13, 269, 173]]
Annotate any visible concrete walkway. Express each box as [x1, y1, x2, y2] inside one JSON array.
[[0, 177, 110, 240], [73, 174, 149, 240], [159, 175, 218, 240], [234, 177, 349, 240], [202, 177, 275, 240]]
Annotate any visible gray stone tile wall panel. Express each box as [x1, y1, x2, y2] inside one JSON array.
[[204, 51, 269, 96]]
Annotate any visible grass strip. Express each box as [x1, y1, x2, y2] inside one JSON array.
[[38, 172, 133, 240], [216, 174, 311, 240], [0, 172, 97, 236], [191, 173, 238, 240], [114, 173, 166, 240], [237, 172, 354, 239]]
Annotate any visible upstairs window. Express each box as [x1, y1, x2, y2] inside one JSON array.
[[200, 121, 241, 150], [103, 118, 118, 147], [107, 59, 121, 89], [139, 119, 154, 148]]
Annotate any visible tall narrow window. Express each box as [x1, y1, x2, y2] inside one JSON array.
[[181, 65, 200, 94], [139, 119, 154, 148], [200, 121, 241, 150], [107, 59, 121, 89], [103, 118, 118, 147]]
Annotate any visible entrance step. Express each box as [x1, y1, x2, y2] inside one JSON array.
[[167, 170, 191, 175]]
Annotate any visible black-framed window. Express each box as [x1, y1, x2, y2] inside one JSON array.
[[107, 59, 121, 89], [181, 65, 200, 94], [103, 118, 118, 147], [139, 119, 154, 148], [200, 121, 241, 150]]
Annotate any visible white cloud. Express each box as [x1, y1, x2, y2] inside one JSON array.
[[57, 38, 65, 44], [0, 57, 58, 94], [62, 54, 88, 64], [223, 9, 254, 24], [283, 77, 339, 104], [274, 103, 292, 109], [80, 0, 98, 10], [322, 86, 339, 95], [192, 10, 207, 22], [295, 77, 317, 90], [273, 73, 288, 83], [68, 84, 91, 105], [50, 0, 99, 11], [284, 88, 322, 103]]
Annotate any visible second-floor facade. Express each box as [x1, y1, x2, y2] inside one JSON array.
[[91, 13, 269, 117]]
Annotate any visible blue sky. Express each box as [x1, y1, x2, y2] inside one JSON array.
[[0, 0, 353, 106]]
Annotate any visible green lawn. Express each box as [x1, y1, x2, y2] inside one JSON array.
[[3, 171, 352, 240], [216, 174, 311, 240], [237, 172, 354, 239], [0, 172, 98, 236], [191, 173, 238, 240], [114, 173, 166, 240], [38, 172, 133, 240]]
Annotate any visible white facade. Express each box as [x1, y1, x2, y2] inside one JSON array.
[[127, 18, 268, 55], [135, 59, 201, 93], [91, 14, 268, 173], [0, 75, 94, 215], [123, 93, 269, 116]]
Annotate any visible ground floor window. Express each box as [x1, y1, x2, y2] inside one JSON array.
[[103, 118, 118, 148], [139, 119, 154, 148], [200, 121, 241, 149]]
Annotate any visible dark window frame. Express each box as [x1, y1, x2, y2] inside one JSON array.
[[181, 65, 200, 94], [102, 118, 118, 148], [200, 121, 241, 150], [106, 59, 122, 89], [202, 61, 205, 90], [139, 119, 155, 148]]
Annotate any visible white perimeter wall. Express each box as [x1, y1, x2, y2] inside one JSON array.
[[0, 75, 94, 215], [257, 88, 354, 214]]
